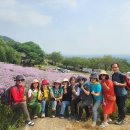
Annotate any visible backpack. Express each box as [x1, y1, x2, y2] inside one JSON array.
[[0, 86, 17, 106], [124, 74, 130, 90]]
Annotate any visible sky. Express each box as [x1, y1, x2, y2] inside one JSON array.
[[0, 0, 130, 56]]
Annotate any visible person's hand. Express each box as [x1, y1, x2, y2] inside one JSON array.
[[91, 91, 95, 95], [102, 82, 107, 86], [81, 86, 84, 90], [72, 89, 76, 94], [64, 85, 67, 89], [113, 81, 120, 86], [22, 96, 26, 101]]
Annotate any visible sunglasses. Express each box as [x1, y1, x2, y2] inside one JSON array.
[[17, 79, 24, 82], [101, 74, 106, 76]]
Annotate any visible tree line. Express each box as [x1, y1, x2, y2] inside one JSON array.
[[0, 35, 130, 72]]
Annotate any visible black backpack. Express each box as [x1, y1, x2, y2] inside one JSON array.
[[0, 86, 17, 106]]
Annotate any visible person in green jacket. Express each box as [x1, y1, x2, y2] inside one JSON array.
[[27, 79, 41, 119]]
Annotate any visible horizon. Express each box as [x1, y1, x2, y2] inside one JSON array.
[[0, 0, 130, 55]]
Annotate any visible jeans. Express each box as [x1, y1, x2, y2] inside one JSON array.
[[41, 100, 46, 113], [92, 100, 101, 122], [116, 95, 127, 120], [60, 101, 70, 115], [52, 100, 57, 111]]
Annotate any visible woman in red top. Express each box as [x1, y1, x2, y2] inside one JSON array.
[[99, 70, 116, 128]]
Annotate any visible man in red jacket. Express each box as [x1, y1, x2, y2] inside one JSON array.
[[11, 75, 34, 126]]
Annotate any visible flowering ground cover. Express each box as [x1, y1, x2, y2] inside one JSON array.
[[0, 62, 80, 88]]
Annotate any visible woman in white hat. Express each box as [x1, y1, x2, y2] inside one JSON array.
[[28, 79, 41, 119], [99, 70, 116, 128], [59, 78, 72, 118]]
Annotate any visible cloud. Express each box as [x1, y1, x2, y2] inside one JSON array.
[[39, 0, 77, 8], [63, 0, 77, 8], [0, 0, 53, 26], [120, 1, 130, 28]]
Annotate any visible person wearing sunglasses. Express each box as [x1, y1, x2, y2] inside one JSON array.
[[10, 75, 34, 126], [99, 70, 116, 128]]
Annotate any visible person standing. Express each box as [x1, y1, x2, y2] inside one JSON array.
[[99, 70, 116, 128], [111, 63, 127, 125], [89, 73, 102, 127]]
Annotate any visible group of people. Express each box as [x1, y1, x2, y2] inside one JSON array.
[[10, 63, 127, 128]]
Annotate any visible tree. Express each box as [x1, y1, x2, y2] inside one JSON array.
[[17, 41, 45, 66], [48, 52, 63, 65]]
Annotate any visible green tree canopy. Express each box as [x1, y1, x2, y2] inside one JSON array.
[[48, 52, 63, 65]]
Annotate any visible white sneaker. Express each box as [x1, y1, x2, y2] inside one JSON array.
[[91, 122, 96, 127], [41, 113, 45, 118], [108, 118, 112, 123], [100, 122, 109, 128], [33, 115, 38, 119]]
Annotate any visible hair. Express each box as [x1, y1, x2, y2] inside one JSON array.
[[111, 63, 120, 68], [69, 76, 77, 83], [30, 82, 40, 90], [99, 75, 109, 80]]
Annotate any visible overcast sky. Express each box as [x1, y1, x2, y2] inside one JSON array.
[[0, 0, 130, 55]]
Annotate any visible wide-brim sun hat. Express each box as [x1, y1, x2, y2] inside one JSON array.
[[32, 79, 39, 84], [42, 79, 49, 85], [62, 78, 69, 83], [90, 73, 98, 79], [54, 80, 61, 84], [14, 75, 25, 81], [99, 70, 109, 80]]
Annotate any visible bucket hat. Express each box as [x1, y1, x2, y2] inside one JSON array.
[[14, 75, 25, 81]]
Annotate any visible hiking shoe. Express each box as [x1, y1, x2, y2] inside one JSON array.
[[59, 115, 64, 119], [91, 122, 96, 127], [100, 122, 109, 128], [115, 119, 124, 125], [41, 113, 45, 118], [108, 118, 112, 122], [26, 120, 34, 126], [33, 115, 38, 119], [51, 115, 55, 118]]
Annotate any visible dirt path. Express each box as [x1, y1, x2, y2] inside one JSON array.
[[21, 117, 72, 130], [21, 116, 130, 130]]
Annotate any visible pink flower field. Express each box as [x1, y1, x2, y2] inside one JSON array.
[[0, 62, 80, 88]]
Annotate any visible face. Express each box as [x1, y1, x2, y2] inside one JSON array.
[[33, 82, 39, 88], [112, 64, 119, 73], [16, 79, 25, 86], [62, 81, 68, 86], [79, 79, 84, 85], [91, 78, 97, 83], [42, 84, 48, 90], [70, 78, 76, 84], [100, 74, 106, 80], [54, 82, 60, 88]]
